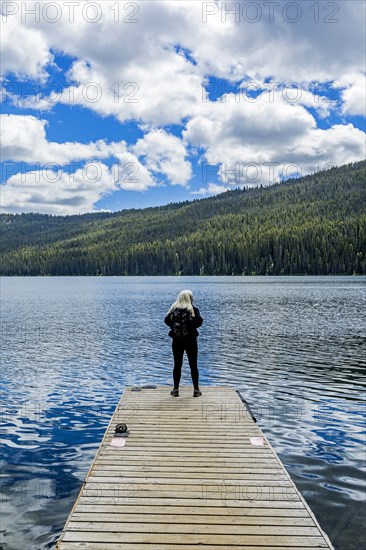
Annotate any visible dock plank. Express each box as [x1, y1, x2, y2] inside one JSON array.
[[56, 385, 334, 549]]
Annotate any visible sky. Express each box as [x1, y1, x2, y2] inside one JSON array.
[[1, 0, 365, 215]]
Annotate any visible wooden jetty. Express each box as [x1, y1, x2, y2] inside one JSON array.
[[56, 385, 334, 549]]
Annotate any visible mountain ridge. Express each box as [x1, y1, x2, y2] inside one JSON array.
[[1, 160, 365, 276]]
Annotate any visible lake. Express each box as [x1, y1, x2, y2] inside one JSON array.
[[1, 276, 365, 550]]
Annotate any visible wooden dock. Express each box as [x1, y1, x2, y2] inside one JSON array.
[[56, 385, 334, 549]]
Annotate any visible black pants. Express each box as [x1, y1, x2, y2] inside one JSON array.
[[172, 337, 199, 390]]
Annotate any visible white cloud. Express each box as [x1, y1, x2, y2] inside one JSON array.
[[181, 0, 365, 83], [191, 183, 230, 196], [0, 114, 113, 164], [0, 162, 117, 215], [1, 116, 191, 213], [0, 153, 158, 214], [132, 129, 192, 186], [0, 113, 159, 188], [54, 52, 204, 126], [184, 94, 366, 186], [107, 143, 156, 191], [290, 123, 366, 164], [3, 1, 365, 122], [0, 11, 52, 79], [339, 73, 366, 117]]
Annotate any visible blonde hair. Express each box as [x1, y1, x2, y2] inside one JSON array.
[[168, 289, 195, 316]]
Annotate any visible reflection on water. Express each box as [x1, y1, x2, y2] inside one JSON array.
[[1, 276, 365, 549]]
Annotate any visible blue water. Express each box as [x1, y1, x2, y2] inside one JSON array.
[[1, 276, 365, 549]]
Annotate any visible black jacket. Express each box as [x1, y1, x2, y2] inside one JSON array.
[[164, 306, 203, 338]]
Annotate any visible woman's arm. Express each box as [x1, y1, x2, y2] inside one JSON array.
[[193, 306, 203, 327], [164, 312, 173, 326]]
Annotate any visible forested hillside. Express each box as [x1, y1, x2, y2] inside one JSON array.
[[1, 160, 365, 276]]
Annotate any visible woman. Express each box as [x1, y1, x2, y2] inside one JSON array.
[[164, 289, 203, 397]]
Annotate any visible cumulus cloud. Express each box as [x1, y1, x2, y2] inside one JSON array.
[[182, 0, 365, 82], [3, 1, 365, 121], [191, 183, 230, 196], [339, 73, 366, 117], [107, 142, 156, 191], [132, 129, 192, 186], [0, 162, 117, 215], [0, 116, 195, 213], [54, 52, 204, 126], [0, 10, 52, 79], [1, 114, 112, 164], [0, 153, 158, 214], [0, 114, 160, 188], [183, 93, 366, 186], [2, 3, 203, 125]]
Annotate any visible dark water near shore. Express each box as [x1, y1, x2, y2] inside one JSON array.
[[1, 276, 365, 550]]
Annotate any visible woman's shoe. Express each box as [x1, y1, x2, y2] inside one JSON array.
[[193, 389, 202, 397], [170, 388, 179, 397]]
